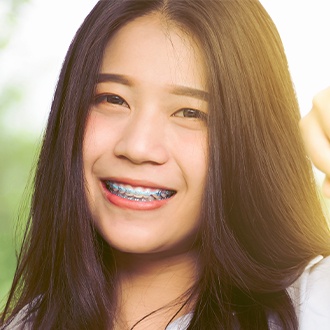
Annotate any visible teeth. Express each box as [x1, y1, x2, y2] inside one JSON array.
[[160, 191, 168, 198], [151, 193, 161, 200], [105, 181, 175, 202], [112, 183, 119, 192]]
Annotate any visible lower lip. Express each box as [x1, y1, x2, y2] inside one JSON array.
[[102, 183, 172, 211]]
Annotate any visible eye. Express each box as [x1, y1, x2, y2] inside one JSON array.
[[94, 94, 129, 108], [172, 108, 207, 121]]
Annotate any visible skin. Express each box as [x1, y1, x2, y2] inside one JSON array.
[[83, 14, 208, 328], [300, 87, 330, 197]]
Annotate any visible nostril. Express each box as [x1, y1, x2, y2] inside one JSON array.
[[113, 129, 169, 165]]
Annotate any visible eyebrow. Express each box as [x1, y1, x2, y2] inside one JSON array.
[[168, 85, 209, 101], [98, 73, 132, 86], [97, 73, 209, 101]]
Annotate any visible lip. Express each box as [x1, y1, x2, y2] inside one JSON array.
[[101, 177, 176, 211]]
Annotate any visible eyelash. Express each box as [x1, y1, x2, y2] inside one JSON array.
[[94, 94, 129, 108], [94, 93, 207, 121], [172, 108, 207, 121]]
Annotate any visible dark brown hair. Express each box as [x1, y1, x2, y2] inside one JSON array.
[[2, 0, 330, 329]]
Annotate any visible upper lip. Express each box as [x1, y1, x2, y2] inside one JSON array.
[[102, 177, 176, 191]]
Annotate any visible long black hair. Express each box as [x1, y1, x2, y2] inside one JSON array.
[[2, 1, 330, 329]]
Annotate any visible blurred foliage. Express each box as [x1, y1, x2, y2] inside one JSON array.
[[0, 0, 30, 49], [0, 0, 36, 307], [0, 83, 39, 307]]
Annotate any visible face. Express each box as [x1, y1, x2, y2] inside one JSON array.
[[83, 14, 208, 256]]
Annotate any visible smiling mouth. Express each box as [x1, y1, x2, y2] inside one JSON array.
[[104, 181, 176, 202]]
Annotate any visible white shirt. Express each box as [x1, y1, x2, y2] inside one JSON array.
[[167, 255, 330, 330], [288, 255, 330, 329]]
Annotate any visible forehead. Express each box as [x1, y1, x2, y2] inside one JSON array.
[[100, 14, 207, 91]]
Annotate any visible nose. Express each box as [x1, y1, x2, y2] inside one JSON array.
[[113, 110, 169, 165]]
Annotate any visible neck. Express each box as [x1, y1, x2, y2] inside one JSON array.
[[113, 249, 199, 330]]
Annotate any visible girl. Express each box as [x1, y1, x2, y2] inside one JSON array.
[[2, 1, 330, 329]]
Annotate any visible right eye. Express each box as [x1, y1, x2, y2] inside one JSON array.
[[94, 94, 129, 108]]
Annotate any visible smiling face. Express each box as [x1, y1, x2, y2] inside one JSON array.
[[83, 14, 208, 256]]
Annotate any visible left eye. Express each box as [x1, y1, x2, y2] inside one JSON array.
[[172, 108, 207, 121]]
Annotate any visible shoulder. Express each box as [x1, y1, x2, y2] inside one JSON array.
[[166, 313, 193, 330], [288, 255, 330, 330], [1, 308, 32, 330], [0, 297, 40, 330]]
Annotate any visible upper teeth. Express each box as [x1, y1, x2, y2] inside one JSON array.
[[105, 181, 175, 200], [111, 183, 159, 196]]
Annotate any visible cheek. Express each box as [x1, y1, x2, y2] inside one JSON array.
[[83, 112, 115, 167], [174, 130, 208, 186], [82, 114, 105, 207], [83, 114, 98, 165]]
